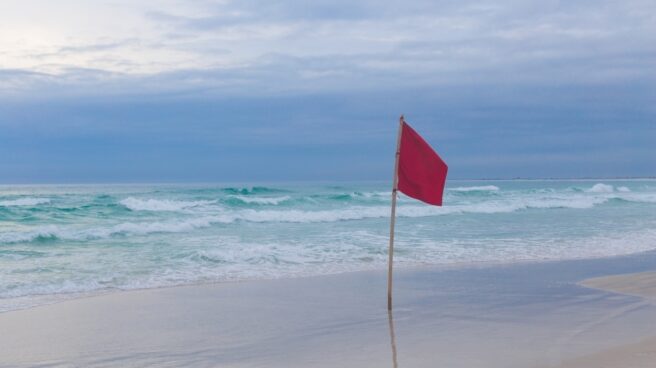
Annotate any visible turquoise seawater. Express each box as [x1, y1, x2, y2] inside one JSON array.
[[1, 180, 655, 312]]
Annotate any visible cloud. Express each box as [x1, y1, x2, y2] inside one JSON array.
[[0, 0, 654, 181], [1, 0, 654, 97]]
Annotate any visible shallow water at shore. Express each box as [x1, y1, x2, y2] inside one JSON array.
[[3, 252, 656, 367], [1, 179, 655, 312]]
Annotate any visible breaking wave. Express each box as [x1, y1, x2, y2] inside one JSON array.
[[221, 186, 288, 195], [120, 197, 216, 212], [450, 185, 500, 192], [2, 180, 656, 313], [0, 218, 219, 244], [612, 193, 656, 204], [1, 196, 629, 245], [586, 183, 615, 193], [0, 198, 51, 207], [229, 195, 291, 205]]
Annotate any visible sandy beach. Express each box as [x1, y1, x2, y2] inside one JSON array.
[[2, 0, 653, 364], [582, 271, 656, 301], [3, 253, 656, 368], [553, 271, 656, 367]]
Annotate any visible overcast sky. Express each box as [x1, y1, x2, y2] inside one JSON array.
[[1, 0, 654, 183]]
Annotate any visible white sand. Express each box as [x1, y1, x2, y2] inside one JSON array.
[[3, 266, 656, 367], [555, 336, 656, 368], [550, 271, 656, 368], [582, 271, 656, 300]]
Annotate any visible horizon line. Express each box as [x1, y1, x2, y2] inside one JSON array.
[[1, 176, 655, 186]]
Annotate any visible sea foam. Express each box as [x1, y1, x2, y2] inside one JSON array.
[[2, 181, 656, 314], [120, 197, 216, 212], [586, 183, 615, 193], [450, 185, 500, 192], [0, 198, 51, 207], [229, 195, 291, 205], [0, 195, 621, 245]]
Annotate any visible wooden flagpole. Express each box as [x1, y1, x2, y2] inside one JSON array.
[[388, 115, 404, 311], [388, 309, 399, 368]]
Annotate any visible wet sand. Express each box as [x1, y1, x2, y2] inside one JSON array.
[[582, 271, 656, 300], [3, 254, 656, 367], [555, 335, 656, 368], [554, 271, 656, 368]]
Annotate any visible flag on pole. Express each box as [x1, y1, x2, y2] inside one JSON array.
[[387, 116, 448, 310], [397, 121, 448, 206]]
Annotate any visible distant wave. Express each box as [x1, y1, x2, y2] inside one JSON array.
[[0, 198, 51, 207], [120, 197, 216, 212], [325, 191, 390, 201], [204, 195, 623, 221], [1, 196, 631, 245], [611, 193, 656, 204], [221, 186, 288, 195], [586, 183, 615, 193], [0, 209, 394, 244], [449, 185, 500, 192], [0, 218, 219, 244], [229, 195, 291, 205], [360, 191, 389, 198]]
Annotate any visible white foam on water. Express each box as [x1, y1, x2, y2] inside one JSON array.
[[360, 191, 390, 198], [0, 225, 65, 243], [3, 191, 635, 245], [3, 226, 656, 313], [230, 195, 291, 205], [0, 278, 110, 299], [587, 183, 614, 193], [0, 218, 221, 243], [0, 195, 623, 245], [449, 185, 500, 192], [2, 181, 656, 313], [612, 193, 656, 203], [523, 195, 610, 209], [402, 228, 656, 266], [0, 198, 51, 207], [120, 197, 216, 212]]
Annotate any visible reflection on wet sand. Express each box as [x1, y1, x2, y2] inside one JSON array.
[[388, 309, 398, 368]]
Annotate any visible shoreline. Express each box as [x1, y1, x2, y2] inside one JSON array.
[[3, 253, 656, 367], [4, 251, 655, 316], [551, 271, 656, 367], [581, 271, 656, 300]]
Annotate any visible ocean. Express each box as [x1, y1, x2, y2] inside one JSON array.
[[1, 179, 655, 312]]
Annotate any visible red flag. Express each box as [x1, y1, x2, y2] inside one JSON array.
[[397, 120, 448, 206]]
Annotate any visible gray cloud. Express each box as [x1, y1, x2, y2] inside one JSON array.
[[0, 0, 654, 180], [2, 0, 653, 98]]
